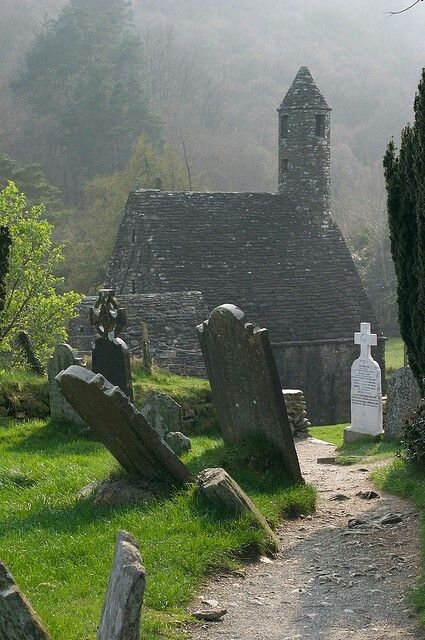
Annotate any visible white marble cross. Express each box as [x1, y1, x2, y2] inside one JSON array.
[[354, 322, 377, 360]]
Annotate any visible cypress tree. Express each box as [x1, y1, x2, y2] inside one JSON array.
[[384, 69, 425, 390]]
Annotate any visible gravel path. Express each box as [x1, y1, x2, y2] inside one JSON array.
[[190, 438, 422, 640]]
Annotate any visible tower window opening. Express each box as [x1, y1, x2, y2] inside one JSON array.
[[280, 114, 289, 138], [315, 114, 326, 138], [132, 229, 137, 243], [281, 158, 289, 173]]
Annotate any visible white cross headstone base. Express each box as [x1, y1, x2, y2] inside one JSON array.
[[344, 322, 383, 443]]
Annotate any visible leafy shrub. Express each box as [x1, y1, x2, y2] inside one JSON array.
[[401, 404, 425, 464]]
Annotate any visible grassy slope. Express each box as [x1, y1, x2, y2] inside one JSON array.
[[386, 336, 404, 374], [0, 418, 314, 639]]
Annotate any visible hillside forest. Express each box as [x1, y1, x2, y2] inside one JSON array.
[[1, 0, 424, 334]]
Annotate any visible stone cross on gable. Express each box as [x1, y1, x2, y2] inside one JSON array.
[[354, 322, 377, 360]]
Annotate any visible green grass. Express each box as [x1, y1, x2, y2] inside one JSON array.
[[386, 336, 404, 374], [0, 417, 315, 639]]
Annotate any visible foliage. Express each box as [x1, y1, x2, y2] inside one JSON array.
[[12, 0, 159, 201], [384, 69, 425, 391], [0, 226, 11, 316], [0, 417, 315, 639], [399, 404, 425, 464], [0, 369, 48, 418], [0, 181, 81, 364], [61, 136, 207, 292]]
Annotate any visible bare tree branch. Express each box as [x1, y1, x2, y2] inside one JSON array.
[[389, 0, 422, 15]]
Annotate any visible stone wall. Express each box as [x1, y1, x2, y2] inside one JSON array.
[[272, 337, 386, 425]]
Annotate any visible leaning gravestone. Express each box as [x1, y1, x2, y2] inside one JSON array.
[[90, 289, 133, 400], [140, 391, 183, 439], [47, 343, 85, 425], [0, 562, 51, 640], [56, 366, 192, 485], [384, 367, 421, 440], [197, 304, 302, 483], [344, 322, 383, 443]]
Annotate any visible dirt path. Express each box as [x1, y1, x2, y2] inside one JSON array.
[[190, 438, 422, 640]]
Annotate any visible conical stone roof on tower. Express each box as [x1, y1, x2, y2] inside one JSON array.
[[278, 66, 331, 112]]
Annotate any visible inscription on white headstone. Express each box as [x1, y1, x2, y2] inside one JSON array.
[[349, 322, 383, 436]]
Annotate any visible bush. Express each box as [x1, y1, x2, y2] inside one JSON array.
[[401, 404, 425, 464]]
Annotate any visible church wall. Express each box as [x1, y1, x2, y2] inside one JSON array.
[[272, 337, 386, 425]]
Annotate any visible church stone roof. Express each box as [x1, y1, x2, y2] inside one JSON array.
[[278, 66, 331, 112], [106, 189, 379, 345]]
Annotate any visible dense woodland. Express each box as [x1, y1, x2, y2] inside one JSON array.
[[0, 0, 424, 333]]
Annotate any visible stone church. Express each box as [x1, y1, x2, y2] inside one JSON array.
[[71, 67, 384, 425]]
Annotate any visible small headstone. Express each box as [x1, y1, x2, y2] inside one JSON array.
[[384, 367, 421, 440], [90, 289, 133, 400], [47, 343, 85, 425], [197, 467, 279, 551], [197, 304, 302, 483], [344, 322, 383, 443], [165, 431, 191, 455], [140, 321, 153, 374], [0, 562, 51, 640], [56, 365, 192, 485], [98, 531, 145, 640], [140, 391, 183, 439]]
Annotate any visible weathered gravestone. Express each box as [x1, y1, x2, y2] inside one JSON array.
[[197, 304, 302, 483], [344, 322, 383, 443], [47, 343, 85, 425], [90, 289, 133, 400], [0, 562, 51, 640], [140, 391, 183, 439], [98, 530, 145, 640], [56, 365, 192, 485], [384, 367, 421, 440]]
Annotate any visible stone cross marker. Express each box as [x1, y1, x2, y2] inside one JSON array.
[[197, 304, 302, 483], [90, 289, 133, 400], [47, 343, 85, 425], [345, 322, 383, 442]]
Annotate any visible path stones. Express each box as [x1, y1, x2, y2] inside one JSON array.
[[98, 531, 145, 640], [384, 367, 421, 440], [47, 343, 85, 425], [56, 365, 193, 485], [0, 562, 51, 640], [197, 305, 302, 483], [197, 467, 279, 551], [140, 391, 183, 438]]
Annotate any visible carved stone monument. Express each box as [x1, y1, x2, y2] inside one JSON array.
[[384, 367, 422, 440], [90, 289, 133, 400], [197, 304, 302, 483], [344, 322, 383, 443], [47, 343, 85, 424], [56, 365, 192, 485]]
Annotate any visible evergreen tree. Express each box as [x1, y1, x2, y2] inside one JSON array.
[[384, 69, 425, 389], [0, 226, 11, 316], [13, 0, 159, 201]]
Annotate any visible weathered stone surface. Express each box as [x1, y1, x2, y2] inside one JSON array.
[[282, 389, 310, 438], [197, 305, 302, 483], [165, 431, 191, 455], [140, 391, 183, 439], [98, 531, 145, 640], [197, 468, 279, 551], [139, 321, 152, 374], [78, 478, 167, 506], [384, 367, 422, 440], [56, 366, 193, 485], [47, 343, 84, 425], [0, 562, 51, 640], [92, 337, 133, 401]]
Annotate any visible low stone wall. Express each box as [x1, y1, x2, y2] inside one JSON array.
[[273, 337, 386, 426], [282, 389, 310, 438]]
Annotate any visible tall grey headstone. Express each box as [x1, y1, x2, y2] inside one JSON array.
[[384, 367, 421, 440], [345, 322, 383, 442], [197, 304, 302, 483], [56, 366, 193, 485], [47, 343, 84, 425]]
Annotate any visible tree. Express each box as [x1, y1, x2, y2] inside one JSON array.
[[0, 226, 11, 315], [384, 69, 425, 389], [0, 181, 82, 364], [13, 0, 159, 201]]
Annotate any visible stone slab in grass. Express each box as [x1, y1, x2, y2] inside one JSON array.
[[197, 467, 279, 551], [47, 343, 85, 425], [98, 531, 145, 640], [0, 562, 51, 640], [384, 367, 421, 440], [197, 304, 302, 483], [56, 365, 193, 485]]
